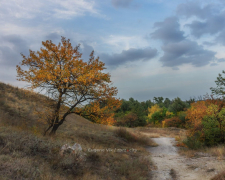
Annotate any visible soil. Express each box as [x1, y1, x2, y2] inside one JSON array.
[[147, 137, 225, 180]]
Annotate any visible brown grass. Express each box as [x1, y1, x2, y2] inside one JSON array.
[[0, 81, 153, 180], [211, 171, 225, 180], [206, 145, 225, 159], [114, 127, 156, 146], [135, 126, 186, 138], [170, 168, 177, 180]]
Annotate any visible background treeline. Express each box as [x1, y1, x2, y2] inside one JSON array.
[[112, 95, 225, 149], [112, 96, 197, 128]]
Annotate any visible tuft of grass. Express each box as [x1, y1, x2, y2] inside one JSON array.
[[114, 156, 151, 180], [135, 127, 186, 138], [206, 145, 225, 159], [170, 168, 177, 180], [211, 171, 225, 180], [183, 135, 203, 150], [114, 127, 154, 146]]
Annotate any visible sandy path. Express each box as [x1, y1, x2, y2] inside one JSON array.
[[147, 137, 224, 180]]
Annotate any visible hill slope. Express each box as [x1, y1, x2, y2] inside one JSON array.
[[0, 82, 154, 180]]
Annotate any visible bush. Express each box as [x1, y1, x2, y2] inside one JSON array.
[[164, 117, 183, 128], [202, 116, 222, 146], [185, 102, 225, 148], [115, 112, 147, 127], [151, 111, 164, 124], [183, 132, 203, 149], [211, 170, 225, 180], [177, 111, 186, 125]]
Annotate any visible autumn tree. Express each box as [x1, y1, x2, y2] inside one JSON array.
[[147, 104, 164, 124], [185, 101, 208, 130], [148, 104, 161, 120], [16, 37, 121, 135]]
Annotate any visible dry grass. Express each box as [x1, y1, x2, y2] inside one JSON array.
[[169, 168, 177, 180], [174, 130, 225, 159], [114, 127, 156, 146], [179, 144, 225, 159], [206, 145, 225, 159], [0, 81, 153, 180], [211, 171, 225, 180], [135, 127, 186, 138]]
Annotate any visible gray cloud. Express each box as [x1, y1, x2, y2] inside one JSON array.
[[176, 1, 225, 38], [203, 41, 216, 46], [150, 14, 222, 68], [216, 29, 225, 45], [80, 42, 94, 62], [176, 2, 214, 19], [45, 32, 62, 43], [186, 14, 225, 37], [111, 0, 133, 8], [99, 47, 157, 67], [160, 40, 216, 67], [172, 67, 179, 70], [210, 63, 218, 66], [0, 35, 29, 67], [151, 17, 185, 44], [218, 58, 225, 62]]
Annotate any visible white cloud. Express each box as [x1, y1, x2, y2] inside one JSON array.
[[49, 0, 98, 19], [102, 35, 150, 53], [0, 0, 98, 20]]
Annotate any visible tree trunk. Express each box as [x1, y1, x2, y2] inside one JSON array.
[[48, 116, 67, 135], [43, 125, 53, 136], [49, 123, 60, 136]]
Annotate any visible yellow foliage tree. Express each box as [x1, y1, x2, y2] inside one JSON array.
[[16, 37, 121, 135], [147, 104, 162, 119]]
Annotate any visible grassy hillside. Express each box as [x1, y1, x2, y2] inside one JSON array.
[[0, 82, 155, 180]]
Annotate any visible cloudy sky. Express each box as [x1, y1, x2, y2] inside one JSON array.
[[1, 0, 225, 102]]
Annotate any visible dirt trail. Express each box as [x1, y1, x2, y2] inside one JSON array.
[[147, 137, 224, 180]]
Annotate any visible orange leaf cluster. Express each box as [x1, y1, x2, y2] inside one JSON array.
[[185, 101, 208, 128], [185, 98, 225, 137]]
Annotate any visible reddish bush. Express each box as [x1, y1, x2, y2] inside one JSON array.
[[116, 112, 138, 127], [164, 117, 183, 128]]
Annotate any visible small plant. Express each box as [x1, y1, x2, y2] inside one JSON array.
[[114, 127, 137, 142], [114, 127, 151, 145], [211, 170, 225, 180], [183, 133, 203, 150]]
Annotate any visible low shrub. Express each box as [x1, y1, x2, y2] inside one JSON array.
[[202, 116, 223, 146], [211, 170, 225, 180], [115, 112, 147, 127], [183, 132, 203, 150], [164, 117, 183, 128]]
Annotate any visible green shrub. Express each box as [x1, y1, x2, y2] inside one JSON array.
[[178, 111, 187, 126], [202, 116, 222, 146], [183, 132, 203, 149], [151, 111, 164, 124]]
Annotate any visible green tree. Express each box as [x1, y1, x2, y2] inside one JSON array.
[[114, 98, 147, 127], [168, 97, 188, 115], [153, 97, 164, 107], [210, 70, 225, 98], [163, 98, 171, 108]]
